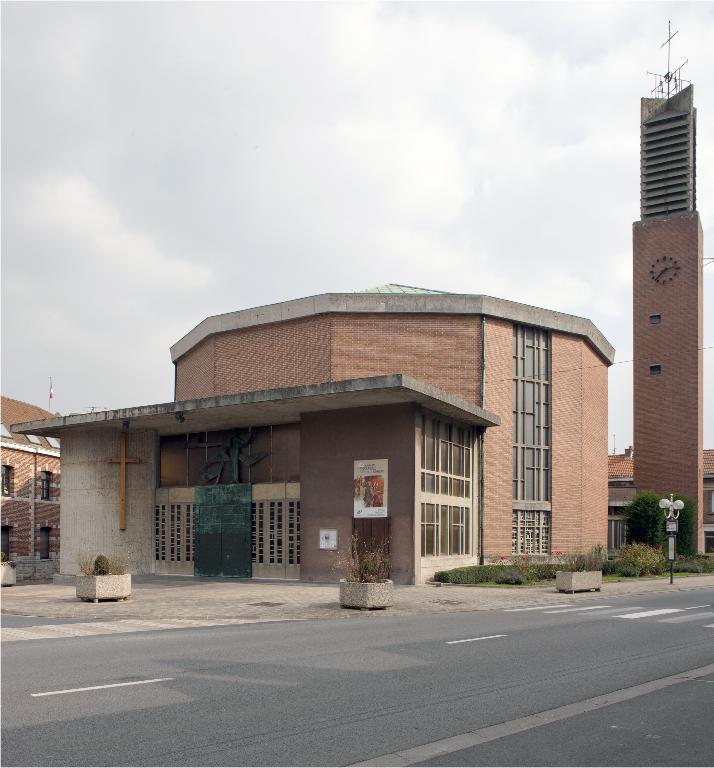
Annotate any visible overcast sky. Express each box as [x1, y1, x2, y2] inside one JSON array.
[[2, 2, 713, 449]]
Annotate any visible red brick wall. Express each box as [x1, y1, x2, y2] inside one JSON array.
[[482, 318, 514, 557], [633, 214, 704, 549], [175, 336, 215, 400], [176, 313, 483, 405], [551, 335, 608, 553], [1, 445, 60, 559], [331, 314, 482, 404]]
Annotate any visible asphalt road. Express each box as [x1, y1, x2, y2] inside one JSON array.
[[2, 588, 714, 766]]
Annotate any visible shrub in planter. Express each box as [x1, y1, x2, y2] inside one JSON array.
[[76, 551, 131, 602], [555, 549, 603, 593], [333, 534, 393, 609], [618, 543, 666, 576]]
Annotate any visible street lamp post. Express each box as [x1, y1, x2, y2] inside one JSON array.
[[659, 494, 685, 585]]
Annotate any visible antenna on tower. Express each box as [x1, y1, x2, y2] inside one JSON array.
[[646, 20, 691, 99]]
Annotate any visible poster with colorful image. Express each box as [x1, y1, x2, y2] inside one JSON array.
[[353, 459, 388, 517]]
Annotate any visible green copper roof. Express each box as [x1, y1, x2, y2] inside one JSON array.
[[354, 284, 451, 295]]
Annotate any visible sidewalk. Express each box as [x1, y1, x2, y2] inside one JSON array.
[[3, 573, 714, 625]]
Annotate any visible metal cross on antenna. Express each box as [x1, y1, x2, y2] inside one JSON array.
[[646, 20, 690, 99]]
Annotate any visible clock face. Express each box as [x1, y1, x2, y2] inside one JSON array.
[[649, 256, 681, 284]]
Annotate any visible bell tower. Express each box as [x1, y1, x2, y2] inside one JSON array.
[[633, 31, 703, 549]]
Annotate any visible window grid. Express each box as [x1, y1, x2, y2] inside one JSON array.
[[511, 510, 551, 554], [421, 417, 472, 499], [154, 503, 194, 562], [421, 503, 470, 557], [512, 326, 551, 502]]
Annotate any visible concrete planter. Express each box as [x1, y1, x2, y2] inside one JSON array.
[[76, 574, 131, 602], [556, 570, 602, 593], [1, 563, 17, 587], [339, 579, 393, 609]]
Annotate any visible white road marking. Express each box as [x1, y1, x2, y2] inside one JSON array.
[[544, 606, 612, 614], [683, 604, 711, 610], [31, 677, 175, 697], [614, 608, 682, 619], [446, 634, 507, 645], [658, 612, 714, 624], [704, 625, 714, 629], [504, 605, 572, 612]]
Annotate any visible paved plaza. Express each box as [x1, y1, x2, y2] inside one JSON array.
[[2, 574, 714, 642]]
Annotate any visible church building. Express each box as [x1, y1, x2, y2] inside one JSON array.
[[14, 287, 614, 584]]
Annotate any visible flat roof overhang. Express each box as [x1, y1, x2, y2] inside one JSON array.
[[170, 292, 616, 365], [12, 375, 501, 437]]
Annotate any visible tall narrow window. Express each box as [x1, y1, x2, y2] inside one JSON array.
[[40, 471, 52, 501], [512, 326, 550, 502], [1, 465, 12, 496], [39, 527, 51, 559], [1, 526, 10, 558]]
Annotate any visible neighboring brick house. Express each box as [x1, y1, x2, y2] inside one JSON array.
[[1, 396, 61, 580], [607, 447, 714, 555]]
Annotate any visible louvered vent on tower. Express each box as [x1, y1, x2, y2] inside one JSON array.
[[640, 85, 696, 220]]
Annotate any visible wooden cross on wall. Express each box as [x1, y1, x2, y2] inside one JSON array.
[[107, 432, 140, 530]]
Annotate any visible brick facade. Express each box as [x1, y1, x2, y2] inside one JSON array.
[[1, 397, 61, 578], [174, 309, 608, 559], [633, 214, 704, 550]]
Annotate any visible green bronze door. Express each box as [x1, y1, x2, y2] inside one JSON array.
[[194, 484, 252, 577]]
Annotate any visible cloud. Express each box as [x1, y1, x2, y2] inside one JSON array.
[[1, 1, 712, 446]]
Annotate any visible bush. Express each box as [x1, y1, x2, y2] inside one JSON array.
[[616, 564, 641, 578], [601, 559, 619, 576], [624, 491, 664, 548], [669, 494, 696, 557], [562, 552, 603, 572], [493, 568, 526, 585], [0, 551, 6, 562], [624, 491, 696, 557], [93, 554, 110, 576], [523, 563, 560, 582], [675, 560, 704, 573], [434, 565, 503, 584], [107, 554, 127, 575], [618, 543, 666, 576], [332, 534, 391, 583], [77, 551, 95, 576]]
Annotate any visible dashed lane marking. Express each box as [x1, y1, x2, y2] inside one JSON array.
[[503, 605, 573, 612], [613, 608, 683, 619], [544, 606, 612, 614], [31, 678, 175, 697], [658, 612, 714, 624], [446, 634, 508, 645]]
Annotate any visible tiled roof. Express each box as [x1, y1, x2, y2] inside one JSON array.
[[705, 449, 714, 476], [608, 454, 634, 479], [353, 284, 451, 295], [1, 396, 59, 450], [609, 449, 714, 479]]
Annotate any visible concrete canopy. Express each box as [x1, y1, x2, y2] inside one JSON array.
[[12, 374, 501, 437]]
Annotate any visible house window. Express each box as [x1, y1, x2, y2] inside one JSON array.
[[1, 465, 12, 496], [608, 514, 627, 555], [1, 526, 10, 558], [39, 527, 51, 560], [705, 532, 714, 554], [421, 503, 438, 557], [649, 313, 661, 325], [512, 509, 551, 554], [512, 325, 551, 501], [40, 471, 52, 501], [26, 434, 42, 445], [650, 364, 662, 375]]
